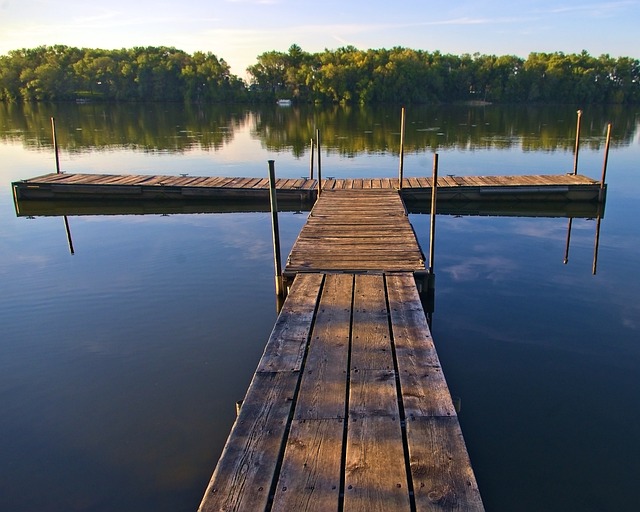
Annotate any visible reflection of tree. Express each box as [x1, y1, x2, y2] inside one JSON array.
[[252, 104, 638, 155], [0, 103, 637, 155], [0, 102, 246, 152]]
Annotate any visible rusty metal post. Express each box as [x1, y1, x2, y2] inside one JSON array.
[[398, 106, 406, 189], [309, 138, 315, 180], [51, 117, 61, 174], [600, 123, 612, 202], [429, 153, 438, 275], [268, 160, 284, 299], [573, 110, 582, 175], [316, 129, 322, 197]]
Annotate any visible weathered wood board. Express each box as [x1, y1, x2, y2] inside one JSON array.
[[199, 273, 484, 512]]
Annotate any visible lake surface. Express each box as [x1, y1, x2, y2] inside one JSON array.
[[1, 103, 639, 511]]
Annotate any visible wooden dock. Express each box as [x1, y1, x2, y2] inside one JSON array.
[[199, 188, 484, 511], [284, 189, 425, 276], [12, 172, 605, 204], [199, 272, 483, 512]]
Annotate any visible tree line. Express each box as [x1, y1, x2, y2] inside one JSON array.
[[1, 44, 639, 104]]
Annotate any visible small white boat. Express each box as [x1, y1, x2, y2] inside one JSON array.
[[276, 99, 292, 106]]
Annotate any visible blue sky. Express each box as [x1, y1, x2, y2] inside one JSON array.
[[1, 0, 638, 78]]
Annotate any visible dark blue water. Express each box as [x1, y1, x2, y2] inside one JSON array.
[[1, 104, 639, 511]]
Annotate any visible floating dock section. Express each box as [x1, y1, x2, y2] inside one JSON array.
[[12, 172, 605, 205]]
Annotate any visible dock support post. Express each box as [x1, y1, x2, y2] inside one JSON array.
[[599, 123, 612, 202], [573, 110, 582, 175], [268, 160, 285, 300], [398, 106, 406, 189], [316, 129, 322, 197], [51, 117, 61, 174], [428, 153, 438, 276], [309, 138, 315, 179]]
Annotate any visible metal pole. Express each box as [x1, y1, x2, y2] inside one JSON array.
[[316, 129, 322, 197], [268, 160, 284, 298], [428, 153, 438, 274], [51, 116, 61, 174], [398, 106, 406, 189], [309, 138, 315, 180], [573, 110, 582, 175], [600, 123, 612, 202]]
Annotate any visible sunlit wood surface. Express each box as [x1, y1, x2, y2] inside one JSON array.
[[199, 273, 484, 512], [285, 189, 425, 275], [13, 172, 603, 202]]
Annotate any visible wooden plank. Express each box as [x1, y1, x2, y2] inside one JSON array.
[[198, 371, 300, 512], [386, 274, 456, 418], [344, 272, 410, 509], [257, 273, 324, 373], [344, 414, 410, 511], [294, 273, 352, 420], [407, 417, 484, 511], [271, 418, 345, 512]]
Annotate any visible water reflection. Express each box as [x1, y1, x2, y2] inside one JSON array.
[[1, 102, 637, 155]]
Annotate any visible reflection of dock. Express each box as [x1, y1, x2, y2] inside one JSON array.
[[12, 171, 605, 205], [198, 189, 484, 511]]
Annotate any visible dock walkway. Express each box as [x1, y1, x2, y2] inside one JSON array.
[[199, 272, 483, 512], [199, 189, 484, 511], [284, 188, 425, 277]]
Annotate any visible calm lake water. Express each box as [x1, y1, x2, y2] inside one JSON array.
[[1, 103, 639, 511]]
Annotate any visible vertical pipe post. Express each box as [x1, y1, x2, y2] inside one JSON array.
[[51, 116, 61, 174], [398, 106, 406, 189], [573, 110, 582, 175], [309, 138, 315, 180], [428, 153, 438, 275], [316, 129, 322, 197], [599, 123, 612, 202], [268, 160, 284, 299]]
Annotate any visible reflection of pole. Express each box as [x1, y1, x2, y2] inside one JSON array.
[[268, 160, 284, 299], [428, 153, 438, 274], [63, 216, 75, 255], [563, 218, 573, 264], [316, 129, 322, 197], [398, 106, 406, 189], [600, 123, 612, 203], [573, 110, 582, 175], [51, 117, 61, 174], [309, 138, 315, 180], [593, 215, 602, 275]]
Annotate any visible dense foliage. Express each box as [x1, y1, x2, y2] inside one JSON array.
[[1, 44, 639, 104], [0, 45, 246, 102]]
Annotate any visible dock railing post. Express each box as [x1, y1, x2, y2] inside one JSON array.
[[573, 109, 582, 175], [51, 116, 61, 174], [268, 160, 285, 300], [316, 129, 322, 197], [398, 106, 406, 189], [428, 153, 438, 286], [599, 123, 612, 202]]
